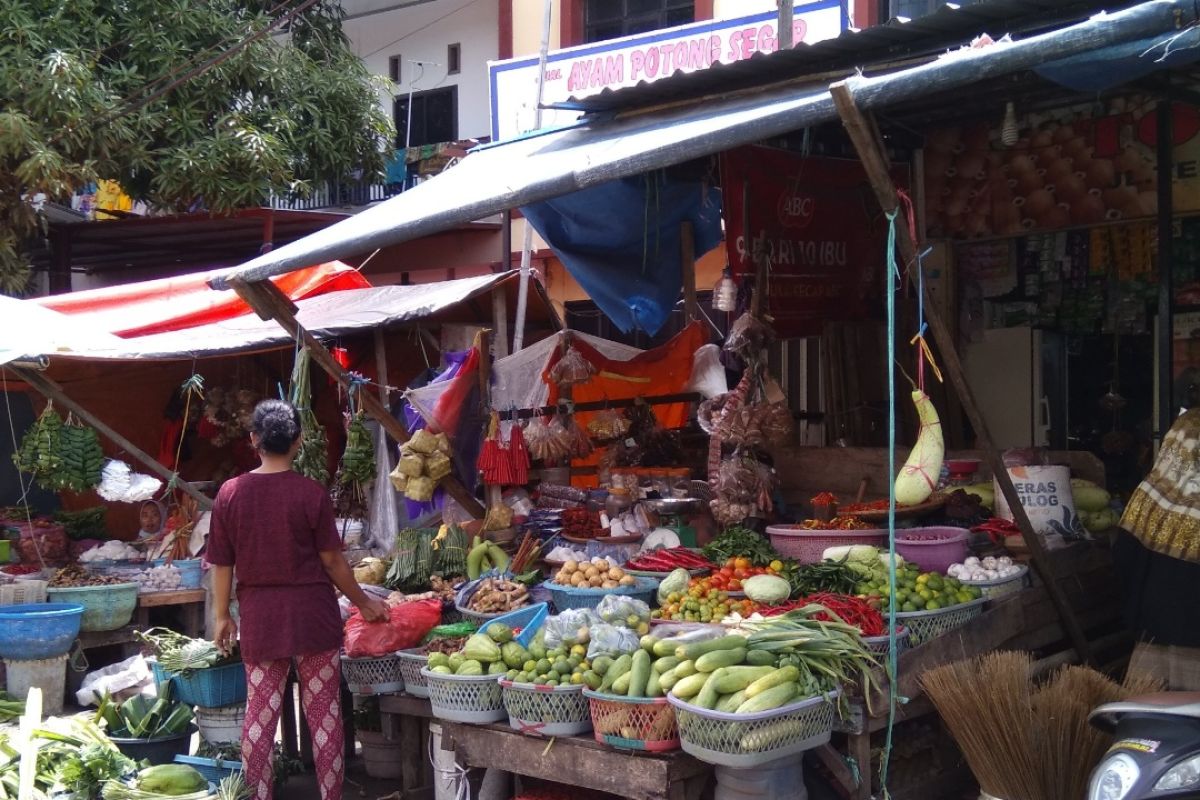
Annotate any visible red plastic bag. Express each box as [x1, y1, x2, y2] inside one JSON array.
[[343, 598, 441, 658]]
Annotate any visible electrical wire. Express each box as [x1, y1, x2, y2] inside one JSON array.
[[361, 0, 488, 60], [1, 370, 48, 571]]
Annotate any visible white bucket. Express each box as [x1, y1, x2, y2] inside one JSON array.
[[715, 758, 807, 800], [5, 654, 67, 716], [994, 465, 1083, 549], [195, 703, 245, 745]]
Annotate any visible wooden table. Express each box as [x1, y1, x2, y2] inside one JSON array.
[[377, 694, 437, 799], [440, 720, 711, 800], [77, 589, 207, 657]]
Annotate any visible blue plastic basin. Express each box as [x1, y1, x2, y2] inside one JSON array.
[[0, 603, 84, 661]]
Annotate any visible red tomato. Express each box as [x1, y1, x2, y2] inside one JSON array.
[[733, 568, 747, 579], [720, 567, 734, 578], [734, 557, 751, 570], [729, 579, 743, 591]]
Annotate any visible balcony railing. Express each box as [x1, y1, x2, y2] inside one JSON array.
[[890, 0, 983, 20], [268, 174, 420, 212]]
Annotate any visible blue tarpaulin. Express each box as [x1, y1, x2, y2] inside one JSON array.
[[521, 171, 723, 336], [1036, 28, 1200, 92]]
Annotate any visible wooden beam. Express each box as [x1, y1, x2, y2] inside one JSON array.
[[11, 367, 213, 511], [491, 289, 509, 360], [680, 220, 698, 322], [373, 328, 389, 404], [830, 81, 1094, 666], [230, 278, 485, 519]]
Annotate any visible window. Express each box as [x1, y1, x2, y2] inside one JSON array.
[[394, 86, 458, 149], [388, 55, 401, 83], [447, 43, 461, 75], [585, 0, 693, 43]]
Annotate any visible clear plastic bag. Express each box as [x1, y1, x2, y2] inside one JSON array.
[[595, 594, 650, 629], [542, 608, 599, 649], [549, 344, 597, 387], [585, 623, 641, 660]]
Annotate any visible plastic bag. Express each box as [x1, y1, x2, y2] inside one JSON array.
[[549, 345, 597, 387], [595, 595, 650, 629], [344, 598, 441, 658], [585, 623, 641, 660], [542, 608, 599, 649], [77, 654, 155, 707]]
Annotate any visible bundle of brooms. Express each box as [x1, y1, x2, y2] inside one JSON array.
[[921, 651, 1163, 800]]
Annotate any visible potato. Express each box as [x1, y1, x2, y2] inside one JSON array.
[[595, 560, 609, 571], [589, 576, 603, 587], [556, 571, 569, 584], [618, 575, 636, 586], [601, 580, 618, 589], [571, 573, 586, 586], [564, 560, 579, 573], [585, 566, 599, 579], [607, 568, 623, 581]]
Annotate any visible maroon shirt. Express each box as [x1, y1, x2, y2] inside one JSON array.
[[207, 471, 344, 663]]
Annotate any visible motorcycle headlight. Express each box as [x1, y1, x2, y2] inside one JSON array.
[[1155, 752, 1200, 792], [1090, 753, 1140, 800]]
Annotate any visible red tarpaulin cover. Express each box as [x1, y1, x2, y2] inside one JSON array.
[[36, 262, 370, 338]]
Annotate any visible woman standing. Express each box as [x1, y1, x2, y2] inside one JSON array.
[[208, 400, 388, 800], [1115, 407, 1200, 690]]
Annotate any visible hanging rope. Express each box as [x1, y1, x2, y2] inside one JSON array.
[[896, 189, 943, 389], [1, 371, 47, 572], [880, 210, 901, 798]]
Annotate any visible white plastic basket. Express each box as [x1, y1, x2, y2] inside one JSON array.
[[195, 704, 245, 746], [500, 681, 591, 737], [961, 565, 1030, 600], [894, 597, 988, 646], [667, 691, 839, 768], [420, 668, 505, 724], [862, 627, 910, 657], [396, 650, 430, 698], [5, 654, 67, 716], [341, 654, 405, 695]]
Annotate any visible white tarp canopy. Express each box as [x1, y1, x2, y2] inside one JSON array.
[[0, 296, 127, 367]]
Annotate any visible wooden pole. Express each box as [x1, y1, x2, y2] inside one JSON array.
[[777, 0, 794, 50], [10, 367, 213, 511], [830, 81, 1094, 665], [373, 328, 389, 404], [680, 220, 698, 322], [229, 278, 485, 518], [491, 289, 510, 360]]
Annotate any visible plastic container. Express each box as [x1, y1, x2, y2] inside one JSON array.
[[174, 755, 242, 784], [961, 565, 1030, 599], [584, 690, 679, 752], [715, 758, 808, 800], [46, 582, 138, 632], [358, 730, 405, 779], [895, 528, 970, 573], [543, 577, 657, 612], [605, 488, 634, 519], [484, 603, 548, 648], [152, 660, 247, 708], [111, 726, 195, 765], [500, 681, 591, 737], [766, 526, 888, 564], [420, 668, 505, 724], [153, 558, 202, 589], [5, 654, 67, 715], [895, 597, 988, 646], [341, 654, 405, 695], [194, 704, 245, 745], [396, 650, 431, 698], [0, 603, 82, 660], [667, 691, 839, 768]]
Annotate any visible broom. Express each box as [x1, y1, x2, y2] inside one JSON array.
[[921, 651, 1042, 800]]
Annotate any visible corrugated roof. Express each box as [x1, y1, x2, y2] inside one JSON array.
[[564, 0, 1143, 114]]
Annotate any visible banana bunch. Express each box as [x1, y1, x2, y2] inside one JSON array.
[[58, 420, 105, 492], [294, 410, 329, 484], [13, 404, 65, 490]]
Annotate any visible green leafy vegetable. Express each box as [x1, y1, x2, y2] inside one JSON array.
[[701, 526, 780, 567]]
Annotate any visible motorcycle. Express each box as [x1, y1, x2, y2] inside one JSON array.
[[1088, 692, 1200, 800]]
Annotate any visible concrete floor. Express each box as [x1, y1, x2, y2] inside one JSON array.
[[281, 757, 403, 800]]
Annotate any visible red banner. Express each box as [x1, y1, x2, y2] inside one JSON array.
[[721, 148, 903, 337]]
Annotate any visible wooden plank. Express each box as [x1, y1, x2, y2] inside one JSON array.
[[831, 83, 1092, 665], [77, 625, 138, 650], [230, 278, 485, 518], [441, 722, 709, 800], [813, 742, 858, 800], [680, 220, 697, 322], [400, 713, 422, 790], [378, 694, 435, 718], [137, 589, 206, 608], [11, 367, 213, 511]]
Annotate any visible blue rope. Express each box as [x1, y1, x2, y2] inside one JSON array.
[[881, 210, 901, 799]]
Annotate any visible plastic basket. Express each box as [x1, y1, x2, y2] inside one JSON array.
[[667, 691, 839, 768], [623, 567, 710, 579], [543, 577, 658, 612], [894, 528, 970, 573], [863, 627, 910, 657], [482, 603, 548, 648], [46, 583, 138, 632], [0, 581, 47, 606], [174, 755, 242, 783], [111, 727, 195, 766], [151, 660, 247, 708], [153, 558, 203, 589], [421, 668, 505, 724], [341, 653, 405, 695], [765, 526, 888, 564], [0, 603, 81, 660], [396, 650, 431, 698], [5, 654, 67, 716], [584, 690, 679, 752], [895, 597, 988, 646], [961, 565, 1030, 599], [195, 704, 245, 745], [500, 681, 592, 737]]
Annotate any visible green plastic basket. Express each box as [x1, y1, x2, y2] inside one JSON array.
[[46, 583, 138, 632]]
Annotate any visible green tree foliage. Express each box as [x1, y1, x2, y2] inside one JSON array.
[[0, 0, 394, 294]]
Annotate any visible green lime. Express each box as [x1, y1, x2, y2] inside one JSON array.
[[925, 600, 942, 611], [902, 602, 918, 613], [523, 660, 537, 672], [535, 659, 552, 674]]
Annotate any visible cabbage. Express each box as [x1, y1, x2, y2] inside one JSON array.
[[743, 574, 791, 605], [657, 568, 690, 603]]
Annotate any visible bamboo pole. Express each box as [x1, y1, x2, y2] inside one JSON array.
[[681, 220, 698, 322], [229, 278, 485, 519], [10, 367, 214, 511], [830, 81, 1094, 665]]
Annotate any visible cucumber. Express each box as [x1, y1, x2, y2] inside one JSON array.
[[670, 672, 709, 700], [592, 656, 613, 676], [693, 669, 722, 710], [677, 635, 746, 661], [695, 647, 746, 673], [640, 635, 659, 653], [745, 666, 799, 698], [745, 649, 777, 667], [652, 656, 681, 675], [653, 639, 680, 658], [710, 666, 776, 695], [600, 654, 632, 691], [673, 660, 697, 679], [658, 667, 681, 692], [612, 671, 632, 695], [628, 650, 651, 698], [715, 689, 748, 713], [736, 682, 797, 714], [646, 669, 663, 698], [740, 718, 808, 750]]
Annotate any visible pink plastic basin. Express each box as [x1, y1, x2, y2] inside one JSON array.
[[895, 527, 969, 573]]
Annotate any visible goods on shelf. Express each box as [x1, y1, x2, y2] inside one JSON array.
[[559, 508, 602, 539], [333, 411, 375, 519], [13, 405, 105, 493], [693, 558, 784, 595], [701, 527, 782, 568], [79, 541, 141, 564], [653, 586, 759, 624], [290, 347, 330, 485], [54, 507, 108, 541], [624, 548, 714, 573], [854, 562, 983, 614], [759, 593, 887, 637], [946, 555, 1022, 582], [465, 578, 528, 615], [49, 565, 126, 588], [136, 564, 182, 593], [466, 538, 511, 580], [97, 692, 194, 741], [551, 558, 636, 590], [894, 390, 944, 507], [426, 624, 523, 677]]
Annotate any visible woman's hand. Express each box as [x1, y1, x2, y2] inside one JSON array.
[[358, 597, 390, 623], [214, 615, 238, 655]]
